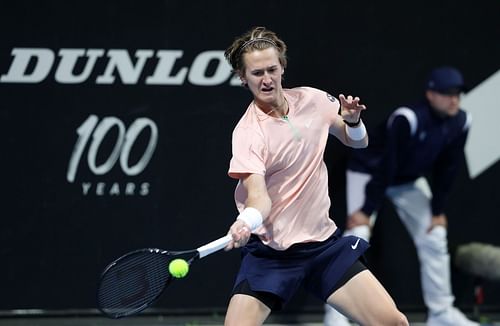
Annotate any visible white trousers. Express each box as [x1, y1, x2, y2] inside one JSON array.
[[344, 170, 455, 313]]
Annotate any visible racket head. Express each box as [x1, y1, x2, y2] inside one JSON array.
[[97, 248, 198, 318]]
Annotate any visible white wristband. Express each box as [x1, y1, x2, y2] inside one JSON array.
[[346, 120, 367, 141], [236, 207, 263, 231]]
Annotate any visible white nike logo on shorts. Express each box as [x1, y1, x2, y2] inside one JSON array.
[[351, 238, 360, 250]]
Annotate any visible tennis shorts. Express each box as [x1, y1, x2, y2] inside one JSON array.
[[231, 228, 369, 310]]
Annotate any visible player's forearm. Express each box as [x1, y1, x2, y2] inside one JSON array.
[[344, 121, 368, 148], [239, 173, 272, 227], [329, 119, 368, 148], [233, 194, 270, 232], [245, 191, 272, 219]]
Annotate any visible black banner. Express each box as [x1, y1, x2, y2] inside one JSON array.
[[1, 0, 499, 313]]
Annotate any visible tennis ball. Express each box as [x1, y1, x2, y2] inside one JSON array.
[[169, 258, 189, 278]]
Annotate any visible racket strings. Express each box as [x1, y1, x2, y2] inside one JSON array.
[[98, 251, 171, 318]]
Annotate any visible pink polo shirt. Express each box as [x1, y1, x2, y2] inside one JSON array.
[[229, 87, 340, 250]]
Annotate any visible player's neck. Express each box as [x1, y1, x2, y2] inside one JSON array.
[[258, 97, 289, 118]]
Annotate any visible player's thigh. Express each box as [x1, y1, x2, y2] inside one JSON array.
[[327, 270, 408, 326], [225, 294, 271, 326]]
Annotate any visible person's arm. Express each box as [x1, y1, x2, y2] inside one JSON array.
[[329, 94, 368, 148], [427, 128, 468, 232], [430, 125, 469, 217], [360, 115, 413, 217], [429, 111, 471, 232], [225, 173, 271, 250]]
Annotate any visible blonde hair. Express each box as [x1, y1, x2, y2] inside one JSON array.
[[224, 26, 287, 74]]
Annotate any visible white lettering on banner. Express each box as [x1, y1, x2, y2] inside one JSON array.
[[0, 48, 55, 83], [55, 49, 105, 83], [146, 50, 188, 84], [187, 51, 233, 86], [81, 182, 150, 196], [96, 49, 154, 84], [68, 115, 157, 196], [0, 47, 241, 85]]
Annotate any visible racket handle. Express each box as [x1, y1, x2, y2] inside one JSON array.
[[197, 234, 232, 258]]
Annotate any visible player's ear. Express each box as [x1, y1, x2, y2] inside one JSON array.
[[239, 74, 248, 88]]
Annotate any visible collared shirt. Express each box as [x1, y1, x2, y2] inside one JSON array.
[[229, 87, 339, 250]]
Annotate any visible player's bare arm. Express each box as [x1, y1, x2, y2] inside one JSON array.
[[226, 173, 271, 250]]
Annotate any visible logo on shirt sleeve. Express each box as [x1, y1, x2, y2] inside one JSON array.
[[326, 93, 337, 103]]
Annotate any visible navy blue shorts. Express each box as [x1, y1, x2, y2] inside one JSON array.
[[232, 229, 369, 310]]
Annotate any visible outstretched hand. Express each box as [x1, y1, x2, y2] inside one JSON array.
[[339, 94, 367, 124]]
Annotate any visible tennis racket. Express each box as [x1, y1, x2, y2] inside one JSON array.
[[97, 234, 232, 319]]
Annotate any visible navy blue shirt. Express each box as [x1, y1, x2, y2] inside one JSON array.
[[349, 99, 470, 216]]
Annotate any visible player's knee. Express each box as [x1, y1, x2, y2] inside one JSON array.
[[362, 307, 408, 326], [376, 310, 409, 326], [394, 311, 409, 326]]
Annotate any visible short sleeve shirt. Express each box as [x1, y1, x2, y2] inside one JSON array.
[[228, 87, 341, 250]]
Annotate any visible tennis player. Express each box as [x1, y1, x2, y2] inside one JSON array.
[[324, 66, 478, 326], [223, 26, 408, 326]]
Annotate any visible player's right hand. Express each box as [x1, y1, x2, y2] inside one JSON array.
[[225, 219, 251, 251], [346, 210, 370, 229]]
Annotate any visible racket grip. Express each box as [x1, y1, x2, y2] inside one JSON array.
[[197, 234, 232, 258]]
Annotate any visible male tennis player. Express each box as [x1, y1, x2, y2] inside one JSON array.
[[223, 26, 408, 326], [324, 66, 478, 326]]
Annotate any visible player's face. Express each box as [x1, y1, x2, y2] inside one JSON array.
[[241, 47, 284, 109], [426, 90, 461, 117]]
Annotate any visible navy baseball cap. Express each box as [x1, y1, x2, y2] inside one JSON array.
[[425, 66, 467, 95]]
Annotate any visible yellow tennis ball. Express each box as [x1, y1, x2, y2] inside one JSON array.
[[168, 258, 189, 278]]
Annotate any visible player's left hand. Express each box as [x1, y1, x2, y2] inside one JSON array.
[[339, 94, 367, 124]]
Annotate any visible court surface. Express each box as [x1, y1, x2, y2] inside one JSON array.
[[0, 312, 499, 326]]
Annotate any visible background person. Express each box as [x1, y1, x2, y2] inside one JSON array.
[[324, 66, 478, 326]]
